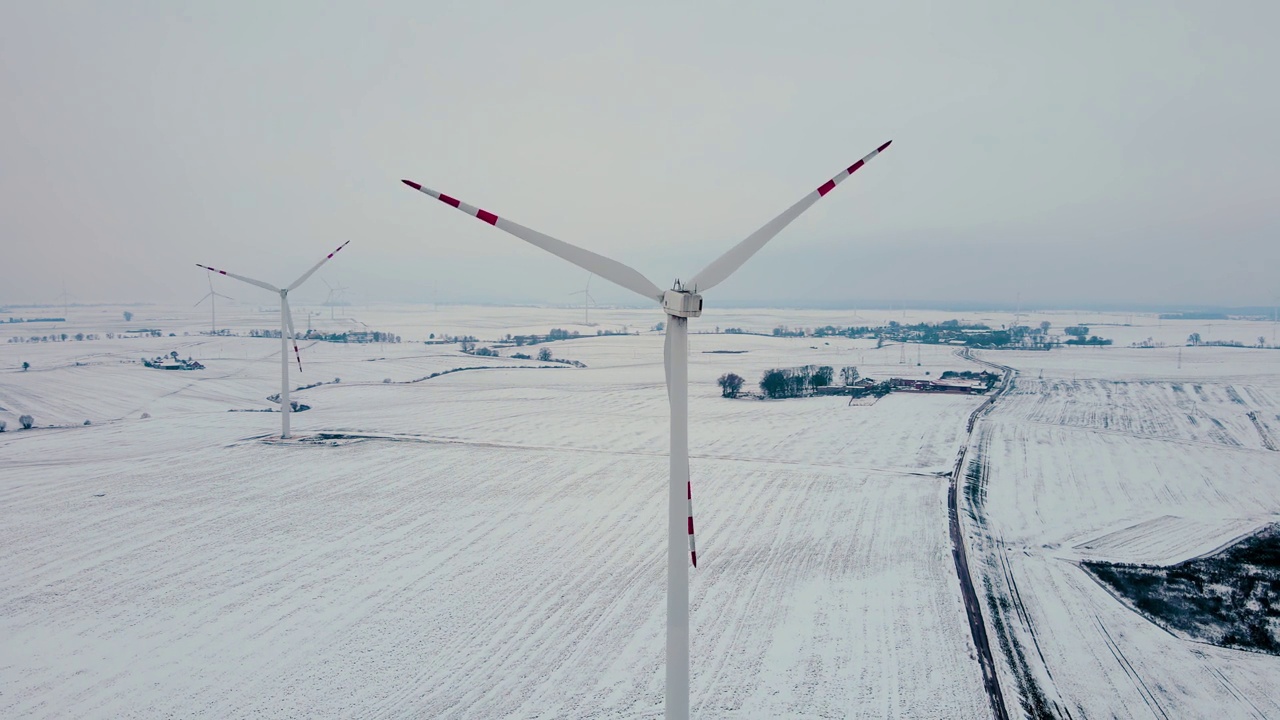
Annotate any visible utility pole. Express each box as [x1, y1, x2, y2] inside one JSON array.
[[56, 284, 72, 321]]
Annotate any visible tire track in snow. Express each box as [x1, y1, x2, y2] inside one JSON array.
[[1092, 613, 1169, 720]]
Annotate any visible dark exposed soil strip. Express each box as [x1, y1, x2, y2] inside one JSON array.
[[1246, 411, 1278, 451]]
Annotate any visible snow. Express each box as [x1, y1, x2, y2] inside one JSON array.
[[964, 344, 1280, 718], [1, 303, 990, 718]]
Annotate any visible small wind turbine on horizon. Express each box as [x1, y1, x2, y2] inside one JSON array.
[[196, 241, 351, 438], [569, 274, 597, 326], [401, 139, 892, 720], [194, 273, 235, 334], [322, 278, 350, 320]]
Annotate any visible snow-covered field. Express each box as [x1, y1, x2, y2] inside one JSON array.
[[2, 303, 991, 718], [5, 302, 1279, 718], [964, 345, 1280, 718]]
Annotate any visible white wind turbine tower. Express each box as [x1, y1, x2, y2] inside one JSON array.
[[197, 241, 350, 438], [569, 274, 597, 326], [194, 273, 235, 334], [402, 139, 891, 719]]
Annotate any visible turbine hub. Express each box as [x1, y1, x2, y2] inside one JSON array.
[[663, 289, 702, 318]]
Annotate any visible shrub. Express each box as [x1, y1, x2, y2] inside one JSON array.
[[19, 414, 34, 429]]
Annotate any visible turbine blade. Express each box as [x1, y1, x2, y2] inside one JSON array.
[[688, 140, 892, 292], [401, 180, 663, 303], [196, 264, 278, 293], [288, 241, 350, 291], [194, 293, 212, 307], [282, 296, 302, 372]]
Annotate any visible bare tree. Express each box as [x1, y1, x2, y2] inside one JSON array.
[[19, 414, 34, 430]]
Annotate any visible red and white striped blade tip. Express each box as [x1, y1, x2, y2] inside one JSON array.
[[877, 140, 892, 153], [401, 179, 422, 190]]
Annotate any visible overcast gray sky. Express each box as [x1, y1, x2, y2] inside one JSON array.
[[3, 1, 1278, 310]]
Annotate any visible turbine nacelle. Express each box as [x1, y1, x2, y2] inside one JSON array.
[[662, 288, 703, 318]]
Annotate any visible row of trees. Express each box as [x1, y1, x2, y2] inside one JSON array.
[[7, 332, 110, 343], [500, 327, 630, 346], [759, 366, 834, 398], [0, 415, 35, 431], [715, 319, 1118, 349], [510, 347, 586, 367], [718, 365, 862, 399]]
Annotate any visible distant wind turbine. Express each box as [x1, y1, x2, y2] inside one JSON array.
[[197, 241, 351, 438], [322, 278, 350, 319], [401, 139, 892, 720], [569, 274, 597, 326], [194, 273, 235, 334]]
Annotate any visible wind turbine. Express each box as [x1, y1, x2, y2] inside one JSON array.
[[322, 278, 350, 320], [196, 241, 350, 438], [401, 139, 891, 719], [569, 274, 597, 326], [194, 273, 235, 334]]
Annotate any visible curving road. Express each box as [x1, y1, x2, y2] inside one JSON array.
[[950, 351, 1015, 720]]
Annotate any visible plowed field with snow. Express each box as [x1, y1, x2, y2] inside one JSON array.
[[2, 305, 988, 718], [963, 347, 1280, 719]]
